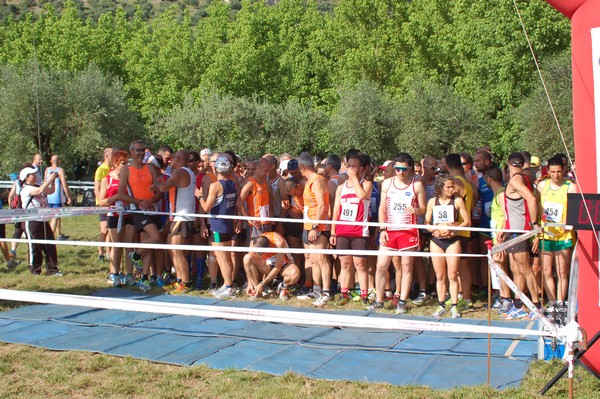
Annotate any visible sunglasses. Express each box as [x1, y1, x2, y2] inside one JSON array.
[[394, 166, 410, 172], [423, 165, 438, 171], [133, 148, 145, 153]]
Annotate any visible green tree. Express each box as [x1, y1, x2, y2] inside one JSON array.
[[0, 63, 143, 177], [396, 78, 493, 160], [515, 53, 573, 161], [328, 80, 401, 162]]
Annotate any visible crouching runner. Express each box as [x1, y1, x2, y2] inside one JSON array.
[[243, 231, 300, 301]]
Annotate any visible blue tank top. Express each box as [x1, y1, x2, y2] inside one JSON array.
[[369, 181, 380, 222], [478, 176, 494, 229], [46, 166, 63, 204], [210, 179, 237, 234]]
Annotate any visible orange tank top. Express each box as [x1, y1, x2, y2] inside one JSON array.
[[259, 231, 278, 260], [246, 177, 270, 224], [128, 165, 153, 200], [303, 174, 330, 231]]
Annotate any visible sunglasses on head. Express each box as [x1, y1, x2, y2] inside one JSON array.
[[394, 166, 410, 172]]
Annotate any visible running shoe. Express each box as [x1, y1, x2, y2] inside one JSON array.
[[350, 290, 361, 302], [297, 288, 318, 301], [451, 306, 462, 319], [123, 274, 136, 287], [128, 251, 143, 272], [391, 293, 401, 307], [334, 294, 349, 306], [360, 295, 369, 304], [168, 283, 191, 295], [278, 287, 290, 301], [107, 273, 121, 287], [368, 289, 377, 301], [47, 271, 63, 277], [501, 306, 528, 320], [313, 294, 330, 308], [6, 259, 19, 269], [395, 300, 407, 315], [497, 299, 514, 314], [9, 249, 17, 259], [412, 291, 428, 306], [215, 285, 235, 299], [457, 298, 473, 311], [432, 305, 446, 318], [56, 234, 69, 241], [137, 279, 152, 292], [366, 301, 384, 311], [526, 310, 540, 320], [155, 276, 165, 288], [98, 255, 106, 263]]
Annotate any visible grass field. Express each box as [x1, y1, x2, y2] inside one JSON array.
[[0, 215, 598, 398]]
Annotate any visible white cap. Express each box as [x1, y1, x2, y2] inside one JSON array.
[[279, 159, 289, 172], [214, 155, 231, 173], [147, 155, 161, 169], [19, 167, 38, 181], [200, 148, 212, 157]]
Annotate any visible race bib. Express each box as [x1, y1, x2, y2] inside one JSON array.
[[433, 204, 454, 224], [303, 206, 309, 220], [484, 201, 492, 218], [544, 201, 564, 223], [340, 203, 358, 222], [259, 205, 269, 223], [391, 200, 410, 215]]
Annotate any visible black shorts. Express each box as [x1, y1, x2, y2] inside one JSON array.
[[302, 230, 330, 245], [505, 233, 529, 254], [132, 213, 159, 233], [107, 215, 134, 229], [431, 236, 460, 252], [336, 236, 368, 257], [211, 231, 234, 243], [99, 213, 107, 222], [283, 221, 303, 238], [170, 220, 194, 240]]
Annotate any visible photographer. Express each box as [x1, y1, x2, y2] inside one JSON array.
[[19, 166, 62, 276]]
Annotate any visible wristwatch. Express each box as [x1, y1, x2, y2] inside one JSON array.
[[311, 224, 318, 230]]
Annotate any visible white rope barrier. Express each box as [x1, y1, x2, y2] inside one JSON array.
[[0, 289, 554, 338], [0, 206, 547, 234], [0, 238, 487, 258]]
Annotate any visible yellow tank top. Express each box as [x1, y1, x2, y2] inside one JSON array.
[[542, 181, 572, 241], [455, 175, 473, 238]]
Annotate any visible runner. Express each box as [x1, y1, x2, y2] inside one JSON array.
[[237, 157, 273, 239], [369, 153, 426, 314], [153, 150, 197, 295], [330, 152, 373, 305], [45, 154, 73, 240], [446, 153, 477, 309], [425, 174, 471, 319], [97, 149, 136, 287], [94, 148, 113, 262], [118, 140, 163, 292], [537, 155, 578, 304], [200, 155, 242, 299], [243, 231, 301, 301], [297, 152, 332, 307], [498, 152, 541, 319]]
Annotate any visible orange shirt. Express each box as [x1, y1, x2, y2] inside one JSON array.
[[128, 165, 153, 200], [303, 174, 330, 231], [259, 231, 278, 260], [245, 177, 270, 225]]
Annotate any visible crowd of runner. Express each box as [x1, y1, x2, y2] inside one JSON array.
[[4, 143, 577, 320]]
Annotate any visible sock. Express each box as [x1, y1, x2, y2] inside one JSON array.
[[534, 302, 542, 309], [341, 288, 349, 298], [361, 289, 368, 297], [515, 299, 523, 309], [313, 285, 322, 295], [439, 301, 445, 307], [322, 289, 330, 297]]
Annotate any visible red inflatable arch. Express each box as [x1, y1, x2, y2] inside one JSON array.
[[546, 0, 600, 374]]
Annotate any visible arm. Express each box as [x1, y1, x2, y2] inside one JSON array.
[[455, 197, 471, 229], [200, 181, 221, 213], [8, 183, 16, 208], [236, 181, 254, 226], [513, 176, 538, 226], [28, 173, 58, 196], [97, 178, 115, 206], [378, 179, 391, 246], [154, 169, 188, 193], [329, 184, 343, 246], [117, 166, 142, 206], [413, 181, 427, 217], [58, 168, 72, 205]]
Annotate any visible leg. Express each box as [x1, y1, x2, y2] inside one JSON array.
[[399, 254, 415, 301], [375, 254, 392, 302], [555, 248, 572, 302], [542, 251, 557, 303]]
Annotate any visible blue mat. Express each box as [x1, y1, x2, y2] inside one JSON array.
[[0, 288, 538, 389]]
